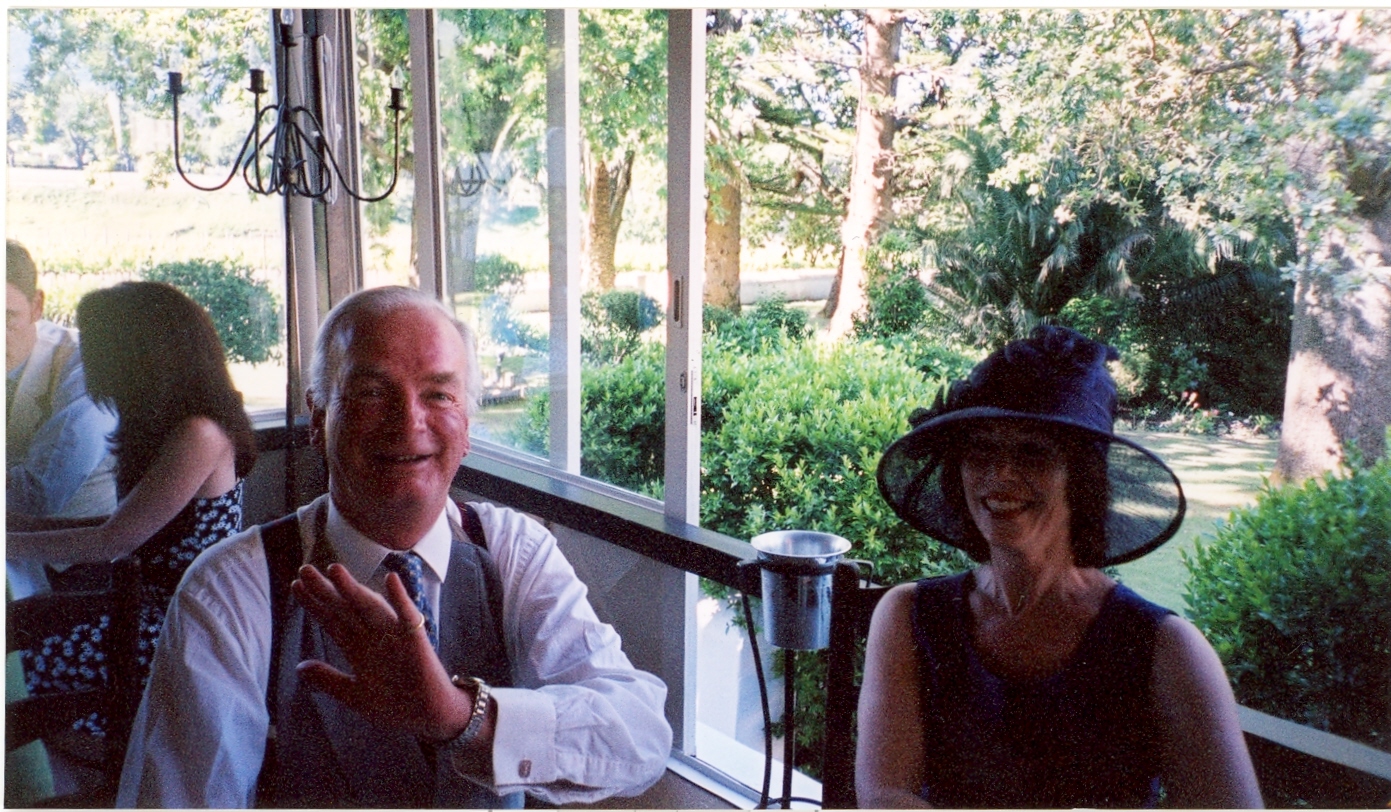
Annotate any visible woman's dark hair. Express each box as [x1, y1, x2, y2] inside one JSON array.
[[941, 422, 1112, 567], [76, 281, 259, 495]]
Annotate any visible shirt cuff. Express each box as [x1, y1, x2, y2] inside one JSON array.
[[489, 686, 557, 786]]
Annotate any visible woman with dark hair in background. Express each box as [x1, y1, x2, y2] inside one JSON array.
[[7, 281, 259, 731], [857, 325, 1262, 808]]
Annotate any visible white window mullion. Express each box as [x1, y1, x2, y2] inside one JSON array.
[[547, 9, 582, 475], [314, 9, 364, 308], [664, 9, 705, 525], [408, 9, 445, 300], [278, 8, 318, 419], [664, 8, 706, 756]]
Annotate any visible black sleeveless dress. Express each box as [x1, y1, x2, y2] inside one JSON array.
[[910, 571, 1174, 808], [20, 481, 245, 736]]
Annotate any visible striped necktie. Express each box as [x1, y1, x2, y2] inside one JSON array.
[[382, 551, 438, 650]]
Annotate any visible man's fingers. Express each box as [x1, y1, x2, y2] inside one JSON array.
[[292, 566, 360, 638], [293, 564, 423, 647], [296, 660, 360, 707], [381, 571, 423, 628], [324, 562, 392, 614]]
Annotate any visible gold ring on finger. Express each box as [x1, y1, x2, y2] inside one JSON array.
[[388, 613, 427, 639]]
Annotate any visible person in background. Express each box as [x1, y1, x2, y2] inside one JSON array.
[[858, 325, 1262, 808], [7, 281, 259, 743], [5, 239, 124, 807], [118, 285, 671, 808], [6, 240, 118, 560]]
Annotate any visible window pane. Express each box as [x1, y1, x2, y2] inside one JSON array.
[[6, 8, 286, 414], [576, 10, 670, 500], [353, 9, 416, 290], [434, 9, 550, 452]]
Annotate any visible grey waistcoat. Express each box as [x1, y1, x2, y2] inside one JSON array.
[[255, 502, 519, 808]]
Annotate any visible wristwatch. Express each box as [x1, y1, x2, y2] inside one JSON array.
[[446, 675, 492, 758]]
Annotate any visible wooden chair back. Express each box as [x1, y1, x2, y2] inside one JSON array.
[[821, 560, 891, 809], [6, 557, 143, 807]]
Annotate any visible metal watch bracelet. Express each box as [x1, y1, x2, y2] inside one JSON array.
[[450, 674, 491, 747]]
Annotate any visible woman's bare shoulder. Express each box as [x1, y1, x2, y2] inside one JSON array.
[[175, 414, 235, 444]]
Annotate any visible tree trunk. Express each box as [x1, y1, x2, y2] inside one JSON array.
[[824, 9, 903, 337], [584, 148, 635, 291], [1273, 15, 1391, 483], [446, 191, 482, 294], [705, 154, 742, 311], [1274, 211, 1391, 482]]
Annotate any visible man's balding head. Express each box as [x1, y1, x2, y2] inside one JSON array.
[[309, 286, 482, 418]]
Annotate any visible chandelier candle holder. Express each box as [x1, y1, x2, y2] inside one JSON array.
[[166, 32, 405, 201]]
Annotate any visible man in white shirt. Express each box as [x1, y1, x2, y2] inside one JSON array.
[[117, 286, 671, 807], [6, 240, 117, 524], [6, 240, 118, 603]]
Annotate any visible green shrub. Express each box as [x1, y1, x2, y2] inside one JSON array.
[[141, 259, 280, 365], [580, 290, 663, 363], [855, 230, 937, 341], [704, 297, 811, 355], [702, 339, 963, 583], [1183, 453, 1391, 760], [870, 333, 979, 386], [474, 253, 527, 296], [509, 341, 666, 498], [1057, 276, 1289, 419]]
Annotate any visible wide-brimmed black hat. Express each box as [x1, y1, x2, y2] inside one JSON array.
[[876, 325, 1185, 566]]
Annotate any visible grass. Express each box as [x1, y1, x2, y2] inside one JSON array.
[[1113, 429, 1279, 613]]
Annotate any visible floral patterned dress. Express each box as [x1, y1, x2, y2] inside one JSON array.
[[20, 480, 245, 736]]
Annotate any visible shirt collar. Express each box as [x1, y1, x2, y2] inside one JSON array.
[[325, 498, 458, 585]]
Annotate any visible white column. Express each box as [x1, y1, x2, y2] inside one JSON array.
[[547, 9, 582, 475], [664, 9, 705, 524], [409, 9, 445, 300], [664, 7, 706, 756]]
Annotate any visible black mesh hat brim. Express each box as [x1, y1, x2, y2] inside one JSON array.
[[877, 408, 1186, 566]]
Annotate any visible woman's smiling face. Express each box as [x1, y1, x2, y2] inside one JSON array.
[[959, 420, 1072, 557]]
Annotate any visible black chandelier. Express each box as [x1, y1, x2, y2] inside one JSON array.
[[166, 13, 405, 202]]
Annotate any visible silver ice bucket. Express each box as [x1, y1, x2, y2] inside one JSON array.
[[750, 530, 851, 651]]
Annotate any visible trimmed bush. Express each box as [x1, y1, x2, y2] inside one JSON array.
[[141, 259, 279, 365], [704, 297, 811, 354], [1183, 453, 1391, 758], [481, 294, 547, 352], [473, 253, 527, 296], [581, 290, 663, 363]]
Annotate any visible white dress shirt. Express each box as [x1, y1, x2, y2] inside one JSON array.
[[6, 319, 118, 519], [116, 495, 672, 807]]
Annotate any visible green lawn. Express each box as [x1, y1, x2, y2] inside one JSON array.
[[1113, 429, 1279, 614]]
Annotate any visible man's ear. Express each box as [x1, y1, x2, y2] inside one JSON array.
[[31, 289, 44, 321], [306, 389, 326, 449]]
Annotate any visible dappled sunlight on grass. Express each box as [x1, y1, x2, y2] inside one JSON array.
[[1114, 430, 1279, 613]]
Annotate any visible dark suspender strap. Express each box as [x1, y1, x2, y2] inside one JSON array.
[[456, 501, 510, 702], [255, 512, 303, 807], [457, 501, 488, 549], [253, 502, 482, 805]]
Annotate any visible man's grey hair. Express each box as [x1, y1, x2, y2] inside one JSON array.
[[309, 285, 482, 417]]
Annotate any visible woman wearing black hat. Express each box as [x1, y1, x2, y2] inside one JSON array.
[[856, 326, 1262, 808]]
